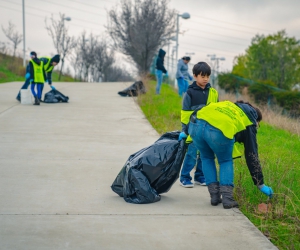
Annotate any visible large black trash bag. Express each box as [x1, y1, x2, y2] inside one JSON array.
[[111, 131, 187, 204], [118, 81, 146, 97], [44, 89, 69, 103]]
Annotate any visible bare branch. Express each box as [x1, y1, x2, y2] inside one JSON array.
[[107, 0, 176, 75], [1, 21, 22, 57]]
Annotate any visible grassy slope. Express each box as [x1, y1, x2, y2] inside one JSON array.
[[0, 53, 77, 83], [138, 80, 300, 250]]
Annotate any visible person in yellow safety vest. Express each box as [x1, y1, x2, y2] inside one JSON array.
[[178, 62, 218, 188], [39, 54, 60, 98], [28, 51, 46, 105], [187, 100, 274, 209]]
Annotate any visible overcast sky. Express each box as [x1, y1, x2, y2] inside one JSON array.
[[0, 0, 300, 76]]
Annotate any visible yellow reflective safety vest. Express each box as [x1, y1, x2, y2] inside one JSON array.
[[196, 101, 254, 158], [42, 57, 54, 73], [31, 59, 45, 83], [181, 87, 218, 143]]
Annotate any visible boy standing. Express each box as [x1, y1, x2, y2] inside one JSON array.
[[178, 62, 219, 187], [28, 51, 46, 105]]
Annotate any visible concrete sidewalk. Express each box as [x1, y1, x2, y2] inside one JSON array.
[[0, 82, 277, 250]]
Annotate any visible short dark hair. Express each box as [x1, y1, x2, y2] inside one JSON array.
[[193, 62, 211, 76], [182, 56, 191, 61]]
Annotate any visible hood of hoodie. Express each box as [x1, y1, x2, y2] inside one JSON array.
[[32, 57, 41, 65], [158, 49, 166, 58], [188, 81, 211, 91], [235, 102, 258, 125]]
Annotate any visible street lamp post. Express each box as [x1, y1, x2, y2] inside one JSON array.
[[175, 12, 190, 87], [22, 0, 26, 67]]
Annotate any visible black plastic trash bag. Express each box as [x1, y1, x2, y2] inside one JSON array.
[[118, 81, 146, 97], [44, 89, 69, 103], [111, 131, 187, 204]]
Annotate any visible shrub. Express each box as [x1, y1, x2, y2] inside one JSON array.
[[273, 91, 300, 117]]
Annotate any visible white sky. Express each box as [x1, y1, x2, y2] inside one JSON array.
[[0, 0, 300, 76]]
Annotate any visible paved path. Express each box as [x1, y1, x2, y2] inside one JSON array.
[[0, 82, 277, 250]]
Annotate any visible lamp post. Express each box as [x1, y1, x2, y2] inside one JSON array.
[[175, 12, 190, 87], [22, 0, 26, 67]]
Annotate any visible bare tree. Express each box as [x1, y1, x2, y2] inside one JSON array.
[[93, 38, 115, 82], [45, 13, 77, 80], [107, 0, 176, 75], [1, 21, 22, 57]]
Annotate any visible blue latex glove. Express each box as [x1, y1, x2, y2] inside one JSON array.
[[179, 76, 184, 80], [178, 132, 187, 141], [189, 75, 193, 81], [50, 85, 56, 90], [259, 185, 273, 198], [25, 73, 30, 79]]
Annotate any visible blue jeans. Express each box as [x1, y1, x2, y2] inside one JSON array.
[[177, 78, 189, 97], [188, 119, 234, 186], [180, 142, 204, 182], [31, 83, 43, 99], [155, 70, 163, 94], [16, 79, 31, 100]]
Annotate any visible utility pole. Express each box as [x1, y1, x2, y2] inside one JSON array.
[[22, 0, 26, 67]]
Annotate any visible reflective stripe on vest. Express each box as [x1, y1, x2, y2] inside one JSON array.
[[181, 87, 219, 143], [196, 101, 253, 139], [43, 57, 54, 73], [31, 60, 45, 83]]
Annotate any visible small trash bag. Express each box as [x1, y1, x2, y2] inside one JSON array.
[[111, 131, 187, 204], [118, 81, 146, 97], [44, 89, 69, 103]]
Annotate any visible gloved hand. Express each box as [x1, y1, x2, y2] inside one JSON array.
[[50, 85, 56, 90], [179, 76, 184, 80], [259, 185, 273, 198], [178, 132, 187, 141], [189, 75, 193, 81], [25, 73, 30, 79]]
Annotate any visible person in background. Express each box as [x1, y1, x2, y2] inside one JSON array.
[[155, 49, 168, 95], [27, 51, 46, 105], [178, 62, 218, 188], [16, 54, 60, 102], [187, 100, 274, 209], [176, 56, 193, 97]]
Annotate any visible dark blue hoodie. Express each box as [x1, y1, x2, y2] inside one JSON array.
[[155, 49, 167, 73]]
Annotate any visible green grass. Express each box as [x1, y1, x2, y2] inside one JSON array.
[[138, 80, 300, 250]]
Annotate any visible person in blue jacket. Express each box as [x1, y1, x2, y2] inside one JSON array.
[[16, 53, 60, 102], [155, 49, 168, 95], [176, 56, 193, 97]]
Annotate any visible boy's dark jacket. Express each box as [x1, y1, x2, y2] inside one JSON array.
[[156, 49, 167, 73]]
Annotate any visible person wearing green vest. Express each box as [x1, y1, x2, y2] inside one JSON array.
[[28, 51, 46, 105], [16, 54, 60, 102], [178, 62, 219, 188], [187, 100, 274, 209], [39, 54, 60, 96]]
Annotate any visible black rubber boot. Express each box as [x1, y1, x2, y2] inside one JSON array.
[[34, 96, 40, 105], [220, 185, 239, 209], [207, 182, 222, 206]]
